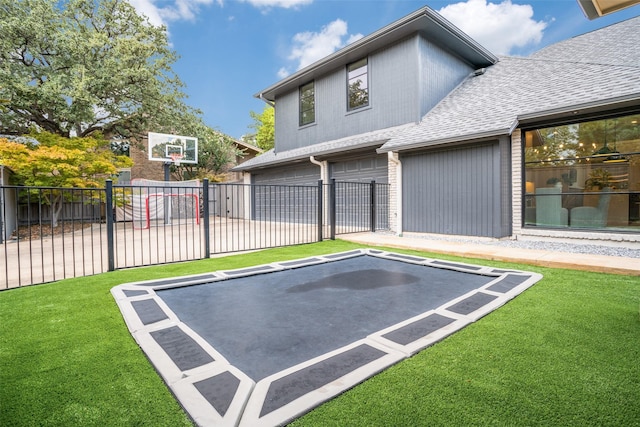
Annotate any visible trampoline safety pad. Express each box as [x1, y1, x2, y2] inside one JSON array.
[[111, 249, 542, 426]]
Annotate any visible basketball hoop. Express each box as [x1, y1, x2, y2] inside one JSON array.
[[169, 153, 183, 166]]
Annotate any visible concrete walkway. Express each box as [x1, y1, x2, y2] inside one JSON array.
[[339, 232, 640, 276]]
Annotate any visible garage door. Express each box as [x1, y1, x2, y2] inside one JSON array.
[[251, 164, 320, 223], [252, 163, 320, 186], [402, 142, 506, 237], [330, 154, 388, 183], [330, 154, 389, 230]]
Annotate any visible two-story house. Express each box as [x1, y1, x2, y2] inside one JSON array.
[[236, 5, 640, 244]]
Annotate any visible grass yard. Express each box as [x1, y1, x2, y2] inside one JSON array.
[[1, 240, 639, 426]]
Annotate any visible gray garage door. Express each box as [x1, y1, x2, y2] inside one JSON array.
[[330, 154, 388, 183], [330, 154, 389, 230], [251, 164, 320, 223], [402, 142, 506, 237]]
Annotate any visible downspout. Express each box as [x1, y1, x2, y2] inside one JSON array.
[[388, 151, 403, 236], [309, 156, 328, 183], [258, 93, 276, 154], [310, 156, 330, 238]]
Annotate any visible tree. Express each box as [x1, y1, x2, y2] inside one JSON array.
[[0, 0, 195, 140], [171, 121, 243, 181], [0, 132, 132, 226], [248, 105, 275, 151]]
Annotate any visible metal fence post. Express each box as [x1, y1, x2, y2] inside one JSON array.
[[203, 178, 210, 258], [370, 180, 377, 232], [105, 180, 115, 272], [317, 180, 323, 242], [330, 179, 336, 240]]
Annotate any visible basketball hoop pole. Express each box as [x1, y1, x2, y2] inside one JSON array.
[[163, 161, 171, 224]]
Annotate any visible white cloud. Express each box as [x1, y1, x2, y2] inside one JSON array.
[[280, 19, 363, 76], [238, 0, 313, 9], [127, 0, 219, 27], [438, 0, 548, 55], [277, 67, 290, 79]]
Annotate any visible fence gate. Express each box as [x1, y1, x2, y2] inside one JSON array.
[[328, 180, 390, 237]]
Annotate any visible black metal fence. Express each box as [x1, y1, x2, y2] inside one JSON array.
[[0, 179, 390, 289]]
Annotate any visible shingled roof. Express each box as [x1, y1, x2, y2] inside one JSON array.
[[379, 15, 640, 152], [530, 15, 640, 66], [233, 123, 412, 171]]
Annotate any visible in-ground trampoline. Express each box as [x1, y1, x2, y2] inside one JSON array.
[[112, 249, 542, 426]]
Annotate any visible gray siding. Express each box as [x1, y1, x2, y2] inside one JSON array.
[[419, 37, 474, 117], [275, 36, 420, 152], [402, 141, 510, 238], [274, 34, 474, 152]]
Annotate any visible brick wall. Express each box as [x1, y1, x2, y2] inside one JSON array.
[[387, 152, 398, 233], [511, 129, 522, 235], [130, 136, 165, 181]]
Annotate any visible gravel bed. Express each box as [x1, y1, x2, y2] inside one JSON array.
[[396, 232, 640, 259]]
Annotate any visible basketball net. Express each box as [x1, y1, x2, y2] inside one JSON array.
[[169, 153, 183, 166]]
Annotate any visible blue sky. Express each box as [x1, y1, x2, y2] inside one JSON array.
[[127, 0, 640, 140]]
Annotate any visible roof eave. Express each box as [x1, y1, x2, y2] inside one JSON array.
[[517, 94, 640, 126], [378, 128, 512, 153], [233, 139, 389, 172]]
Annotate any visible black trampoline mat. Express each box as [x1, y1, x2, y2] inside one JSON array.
[[112, 249, 542, 426], [157, 255, 490, 381]]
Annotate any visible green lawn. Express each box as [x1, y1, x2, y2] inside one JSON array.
[[1, 240, 639, 426]]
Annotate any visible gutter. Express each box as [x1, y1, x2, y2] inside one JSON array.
[[258, 93, 275, 107], [377, 128, 512, 154]]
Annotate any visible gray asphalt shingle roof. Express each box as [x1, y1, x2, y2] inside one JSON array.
[[380, 16, 640, 152], [530, 16, 640, 67], [233, 123, 412, 171], [379, 56, 640, 151]]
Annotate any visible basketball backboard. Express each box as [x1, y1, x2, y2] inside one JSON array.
[[148, 132, 198, 164]]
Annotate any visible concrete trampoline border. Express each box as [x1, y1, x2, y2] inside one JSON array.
[[111, 249, 543, 426]]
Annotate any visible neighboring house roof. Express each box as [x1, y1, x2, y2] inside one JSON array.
[[233, 123, 413, 172], [255, 5, 498, 103], [379, 16, 640, 153], [234, 139, 262, 156]]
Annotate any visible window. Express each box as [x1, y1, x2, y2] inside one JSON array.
[[347, 58, 369, 111], [299, 81, 315, 126], [523, 112, 640, 231]]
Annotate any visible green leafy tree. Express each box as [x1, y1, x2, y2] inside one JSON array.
[[248, 105, 275, 151], [0, 132, 132, 226], [166, 117, 242, 182], [0, 0, 195, 140]]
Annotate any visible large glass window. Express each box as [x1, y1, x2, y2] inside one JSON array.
[[347, 58, 369, 111], [523, 113, 640, 231], [299, 81, 315, 126]]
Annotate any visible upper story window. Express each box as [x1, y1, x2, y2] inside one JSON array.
[[347, 58, 369, 111], [299, 81, 315, 126]]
